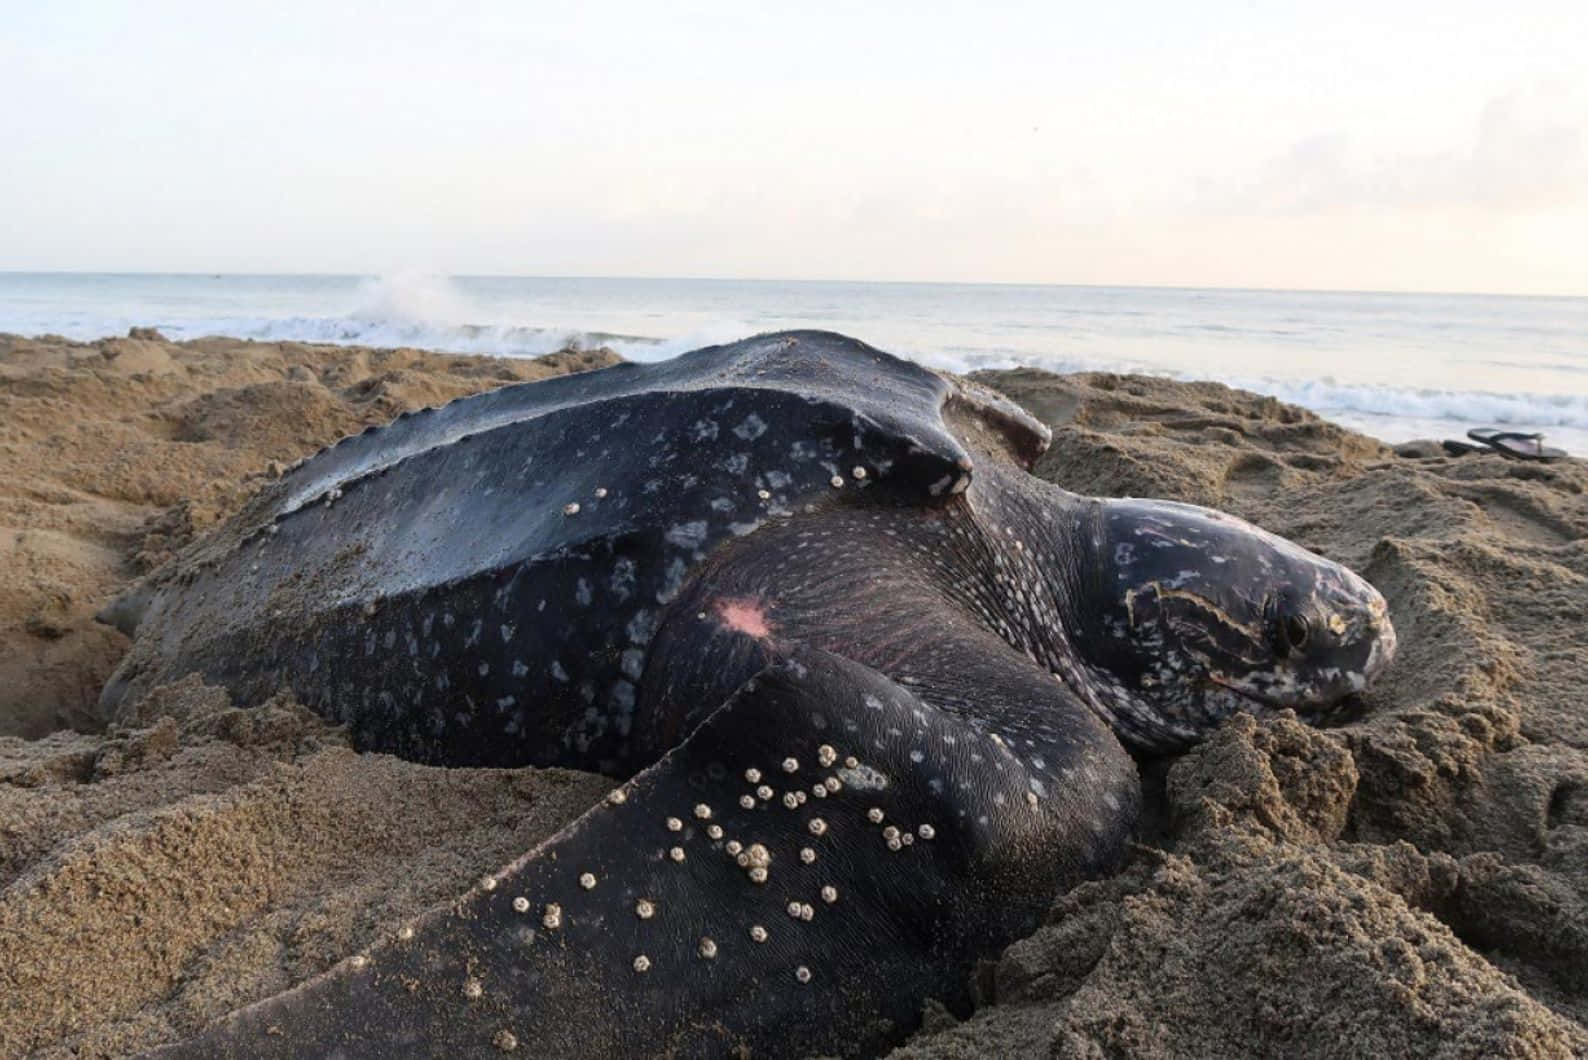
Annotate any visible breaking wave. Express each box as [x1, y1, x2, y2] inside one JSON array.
[[6, 270, 1583, 448]]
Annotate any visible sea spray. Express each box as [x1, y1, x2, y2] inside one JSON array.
[[3, 272, 1583, 449]]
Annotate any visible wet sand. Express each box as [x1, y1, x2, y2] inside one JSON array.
[[2, 332, 1585, 1057]]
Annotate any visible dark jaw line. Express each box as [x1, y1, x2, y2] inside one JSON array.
[[1205, 674, 1366, 728], [1294, 692, 1371, 728], [1227, 688, 1371, 730]]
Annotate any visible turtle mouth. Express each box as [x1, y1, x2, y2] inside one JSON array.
[[1204, 671, 1319, 712], [1301, 692, 1371, 728], [1204, 672, 1364, 724]]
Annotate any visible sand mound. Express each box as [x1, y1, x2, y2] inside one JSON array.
[[889, 370, 1588, 1058], [0, 332, 616, 739], [1, 337, 1585, 1057]]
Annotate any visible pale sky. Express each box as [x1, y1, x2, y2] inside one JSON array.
[[3, 1, 1585, 294]]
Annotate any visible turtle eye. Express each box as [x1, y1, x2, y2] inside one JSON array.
[[1267, 602, 1309, 659], [1283, 614, 1310, 652]]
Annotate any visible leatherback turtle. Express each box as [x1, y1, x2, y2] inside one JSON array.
[[106, 331, 1396, 1058]]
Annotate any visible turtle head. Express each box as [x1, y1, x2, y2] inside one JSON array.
[[1070, 498, 1396, 751]]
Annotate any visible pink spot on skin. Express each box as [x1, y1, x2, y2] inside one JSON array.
[[715, 597, 773, 639]]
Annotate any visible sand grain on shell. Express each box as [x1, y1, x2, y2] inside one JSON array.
[[1, 336, 1586, 1058]]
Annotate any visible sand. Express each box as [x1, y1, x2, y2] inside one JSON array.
[[2, 332, 1585, 1058]]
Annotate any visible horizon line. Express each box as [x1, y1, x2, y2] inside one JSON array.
[[0, 267, 1584, 302]]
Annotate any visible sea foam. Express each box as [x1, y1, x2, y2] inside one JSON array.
[[3, 272, 1582, 450]]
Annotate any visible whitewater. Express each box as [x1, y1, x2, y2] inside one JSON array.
[[3, 271, 1584, 455]]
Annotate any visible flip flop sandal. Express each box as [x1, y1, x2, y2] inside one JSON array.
[[1468, 429, 1567, 462], [1441, 439, 1485, 456], [1467, 427, 1541, 445]]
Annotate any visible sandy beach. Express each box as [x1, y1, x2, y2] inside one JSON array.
[[3, 330, 1586, 1058]]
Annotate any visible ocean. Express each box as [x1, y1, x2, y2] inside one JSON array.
[[2, 271, 1584, 455]]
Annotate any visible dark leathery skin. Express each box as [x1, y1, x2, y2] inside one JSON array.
[[118, 330, 1395, 1058]]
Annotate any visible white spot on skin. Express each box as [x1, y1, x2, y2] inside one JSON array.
[[783, 757, 799, 773], [800, 847, 817, 863], [694, 803, 712, 820], [665, 521, 709, 549], [745, 768, 762, 783], [463, 978, 483, 999], [740, 795, 756, 809], [734, 413, 768, 440], [699, 938, 718, 959], [867, 808, 885, 824], [480, 876, 498, 892], [669, 847, 686, 863], [707, 824, 723, 839], [636, 899, 655, 919], [608, 789, 627, 805], [821, 885, 838, 903], [808, 818, 828, 836], [397, 925, 414, 941], [563, 502, 580, 516], [817, 745, 837, 767], [579, 873, 597, 890], [918, 824, 936, 840], [751, 925, 768, 943], [633, 955, 651, 973], [839, 764, 889, 791], [543, 905, 563, 929], [796, 966, 812, 983], [512, 897, 530, 913], [666, 817, 683, 832]]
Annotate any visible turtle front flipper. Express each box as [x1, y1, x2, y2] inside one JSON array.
[[145, 649, 1135, 1059]]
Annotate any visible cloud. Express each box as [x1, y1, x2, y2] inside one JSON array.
[[1212, 83, 1587, 216]]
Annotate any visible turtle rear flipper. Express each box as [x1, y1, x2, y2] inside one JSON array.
[[144, 649, 1133, 1059]]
